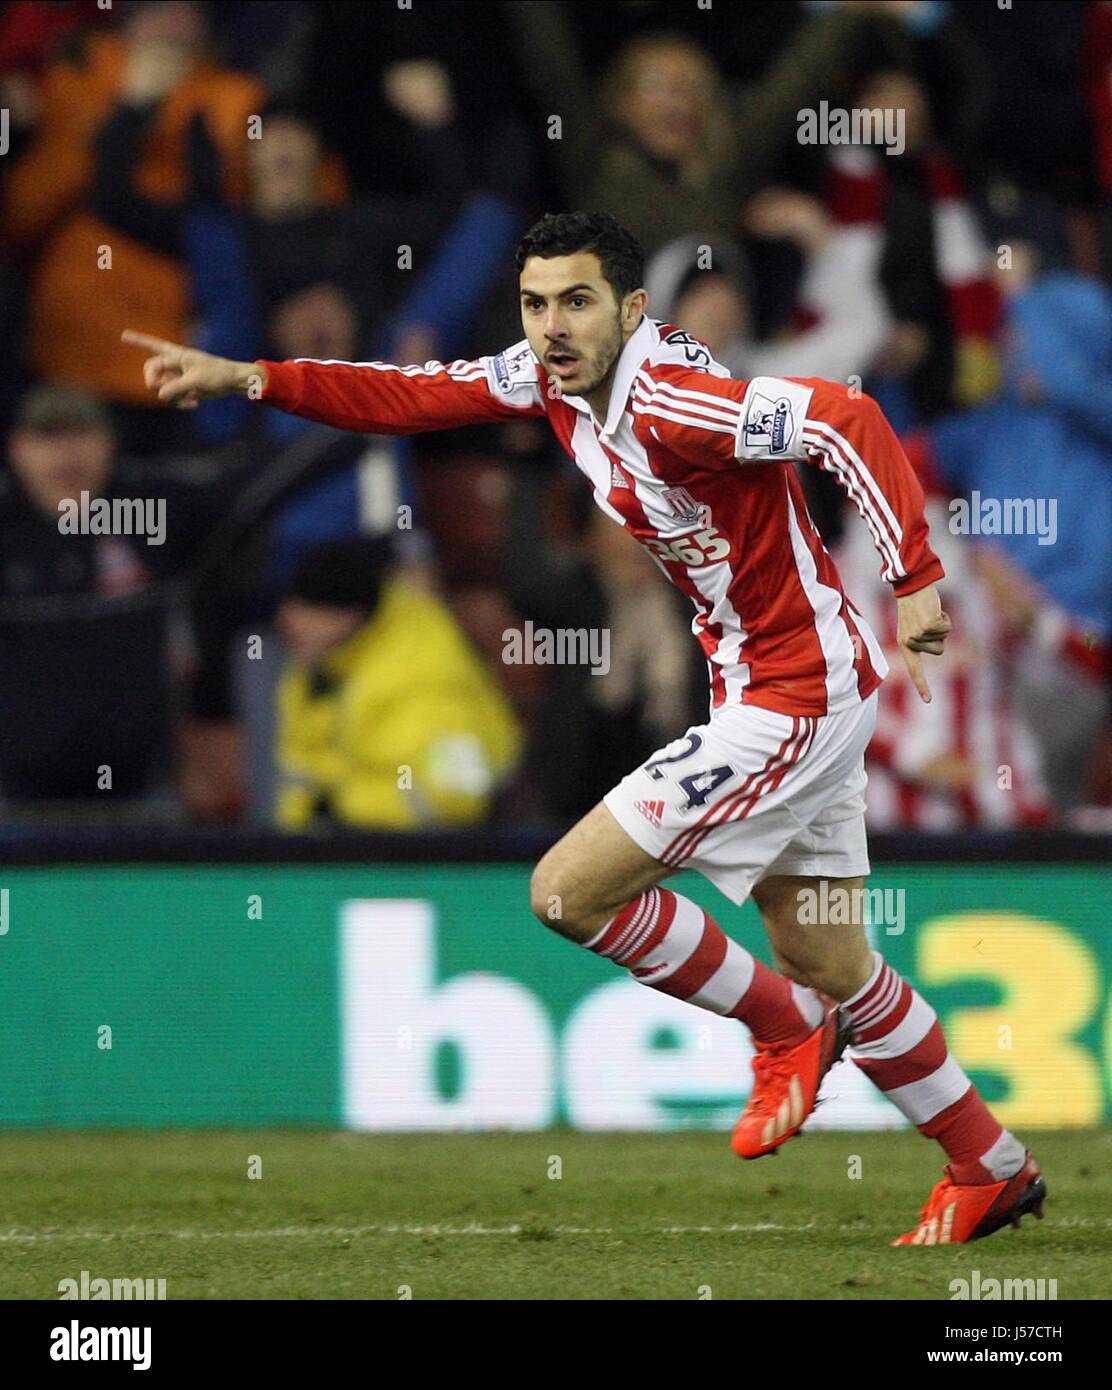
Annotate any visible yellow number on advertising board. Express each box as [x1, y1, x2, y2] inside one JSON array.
[[918, 913, 1102, 1126]]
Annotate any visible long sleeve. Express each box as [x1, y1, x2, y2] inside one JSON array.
[[798, 379, 944, 595], [389, 194, 522, 354], [632, 365, 943, 595], [500, 0, 600, 210], [88, 101, 184, 254], [257, 343, 546, 435]]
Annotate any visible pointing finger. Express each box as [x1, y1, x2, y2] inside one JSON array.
[[122, 330, 183, 356], [903, 645, 932, 703]]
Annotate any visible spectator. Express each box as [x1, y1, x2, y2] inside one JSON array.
[[920, 212, 1112, 813], [176, 277, 426, 821], [304, 7, 534, 207], [505, 467, 701, 826], [236, 100, 457, 354], [241, 278, 422, 589], [506, 6, 907, 255], [0, 382, 234, 817], [2, 1, 265, 453], [644, 193, 891, 384], [0, 0, 102, 438], [275, 537, 521, 831], [235, 100, 518, 371], [825, 68, 1002, 429], [97, 93, 519, 434], [584, 31, 739, 256], [0, 0, 101, 160]]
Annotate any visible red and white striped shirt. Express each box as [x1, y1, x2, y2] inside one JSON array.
[[258, 315, 944, 718], [834, 499, 1051, 829]]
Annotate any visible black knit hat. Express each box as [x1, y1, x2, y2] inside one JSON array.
[[287, 535, 395, 609]]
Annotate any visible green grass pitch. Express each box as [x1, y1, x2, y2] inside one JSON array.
[[1, 1129, 1108, 1299]]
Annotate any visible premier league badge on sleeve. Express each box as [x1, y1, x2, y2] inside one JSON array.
[[492, 354, 512, 392], [736, 376, 814, 461], [743, 393, 792, 454]]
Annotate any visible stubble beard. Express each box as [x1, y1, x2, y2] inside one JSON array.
[[573, 315, 625, 399]]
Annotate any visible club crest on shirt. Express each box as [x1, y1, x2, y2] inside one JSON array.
[[743, 392, 792, 454], [662, 485, 704, 523]]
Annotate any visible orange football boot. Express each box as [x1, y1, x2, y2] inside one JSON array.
[[892, 1152, 1047, 1245], [731, 1000, 851, 1159]]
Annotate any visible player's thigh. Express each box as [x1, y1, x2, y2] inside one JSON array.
[[752, 874, 873, 1001], [530, 801, 670, 942]]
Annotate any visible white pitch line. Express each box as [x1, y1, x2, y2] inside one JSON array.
[[0, 1222, 798, 1242], [0, 1216, 1105, 1244]]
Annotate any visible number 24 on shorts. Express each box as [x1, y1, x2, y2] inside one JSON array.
[[644, 733, 735, 810]]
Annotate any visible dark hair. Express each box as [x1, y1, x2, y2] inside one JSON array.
[[14, 383, 113, 436], [515, 212, 645, 303]]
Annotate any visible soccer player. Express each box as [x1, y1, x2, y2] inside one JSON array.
[[124, 211, 1045, 1245]]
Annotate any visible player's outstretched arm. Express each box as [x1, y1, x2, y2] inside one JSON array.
[[123, 331, 546, 436], [121, 331, 264, 409]]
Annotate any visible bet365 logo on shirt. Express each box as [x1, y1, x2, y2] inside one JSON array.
[[642, 526, 730, 567]]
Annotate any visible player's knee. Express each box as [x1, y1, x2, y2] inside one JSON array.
[[529, 856, 604, 936], [530, 857, 569, 930]]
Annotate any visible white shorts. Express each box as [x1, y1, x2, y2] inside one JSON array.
[[603, 693, 878, 905]]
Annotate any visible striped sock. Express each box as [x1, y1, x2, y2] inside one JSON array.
[[586, 886, 823, 1043], [845, 952, 1026, 1184]]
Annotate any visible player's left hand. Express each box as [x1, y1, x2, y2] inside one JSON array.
[[896, 584, 951, 703]]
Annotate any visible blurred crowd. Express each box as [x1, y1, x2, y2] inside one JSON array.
[[0, 0, 1109, 836]]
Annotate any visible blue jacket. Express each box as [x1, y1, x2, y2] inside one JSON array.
[[929, 273, 1112, 637]]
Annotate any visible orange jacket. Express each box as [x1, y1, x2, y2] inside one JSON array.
[[4, 34, 268, 402]]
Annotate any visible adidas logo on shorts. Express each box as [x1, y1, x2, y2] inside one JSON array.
[[634, 799, 665, 828]]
